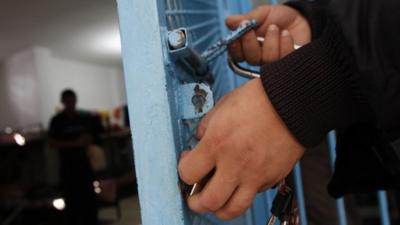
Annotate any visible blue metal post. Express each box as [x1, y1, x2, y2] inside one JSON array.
[[116, 0, 186, 224], [327, 131, 348, 225], [378, 191, 391, 225]]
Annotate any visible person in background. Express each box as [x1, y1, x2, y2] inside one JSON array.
[[49, 89, 102, 225]]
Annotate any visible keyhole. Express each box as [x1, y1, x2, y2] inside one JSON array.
[[192, 85, 208, 113]]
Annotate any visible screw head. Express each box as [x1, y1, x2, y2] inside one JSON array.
[[168, 29, 186, 49]]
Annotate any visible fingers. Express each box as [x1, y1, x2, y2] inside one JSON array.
[[187, 168, 238, 213], [226, 15, 246, 63], [280, 30, 295, 58], [227, 24, 295, 66], [262, 24, 280, 64], [241, 30, 262, 65], [228, 41, 245, 63], [215, 186, 257, 220], [226, 15, 246, 30], [178, 141, 215, 185], [227, 20, 268, 65]]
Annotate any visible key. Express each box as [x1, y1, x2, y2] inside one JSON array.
[[201, 19, 257, 63], [266, 182, 294, 225], [181, 169, 215, 199]]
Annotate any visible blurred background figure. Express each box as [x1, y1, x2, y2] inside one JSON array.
[[0, 1, 138, 225], [48, 89, 103, 225]]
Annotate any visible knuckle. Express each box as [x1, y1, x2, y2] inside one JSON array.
[[217, 195, 253, 220], [242, 33, 254, 42], [230, 50, 244, 62], [247, 56, 261, 66], [233, 55, 244, 63], [200, 192, 221, 211], [263, 54, 278, 64], [178, 164, 195, 185], [218, 206, 246, 220], [188, 198, 207, 213], [237, 195, 254, 210], [207, 135, 223, 152]]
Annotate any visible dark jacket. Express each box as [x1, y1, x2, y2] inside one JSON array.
[[260, 0, 400, 197]]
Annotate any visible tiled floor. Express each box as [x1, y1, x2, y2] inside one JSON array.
[[99, 195, 141, 225]]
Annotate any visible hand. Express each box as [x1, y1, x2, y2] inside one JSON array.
[[178, 79, 305, 220], [226, 5, 311, 65]]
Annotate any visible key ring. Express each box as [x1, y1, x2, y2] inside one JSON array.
[[227, 37, 264, 79], [228, 37, 301, 79]]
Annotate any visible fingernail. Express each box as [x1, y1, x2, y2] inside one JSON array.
[[281, 30, 290, 37], [268, 24, 278, 31]]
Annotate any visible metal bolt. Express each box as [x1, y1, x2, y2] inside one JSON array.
[[168, 29, 186, 50]]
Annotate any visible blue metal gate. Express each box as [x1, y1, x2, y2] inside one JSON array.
[[116, 0, 392, 225]]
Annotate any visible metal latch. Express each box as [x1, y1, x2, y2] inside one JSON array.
[[167, 20, 258, 82]]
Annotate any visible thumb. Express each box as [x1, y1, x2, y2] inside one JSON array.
[[225, 15, 246, 30]]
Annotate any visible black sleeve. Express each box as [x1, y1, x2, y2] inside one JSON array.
[[260, 0, 373, 147]]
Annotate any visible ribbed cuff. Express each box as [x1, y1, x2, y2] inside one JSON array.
[[260, 18, 365, 147]]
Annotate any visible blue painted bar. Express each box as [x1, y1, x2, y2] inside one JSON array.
[[116, 0, 186, 224], [378, 191, 391, 225], [294, 163, 308, 225], [327, 131, 348, 225]]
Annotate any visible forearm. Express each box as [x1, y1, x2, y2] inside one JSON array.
[[260, 1, 373, 147]]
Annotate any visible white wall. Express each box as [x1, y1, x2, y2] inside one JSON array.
[[0, 46, 127, 130], [35, 47, 127, 128], [0, 48, 41, 129]]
